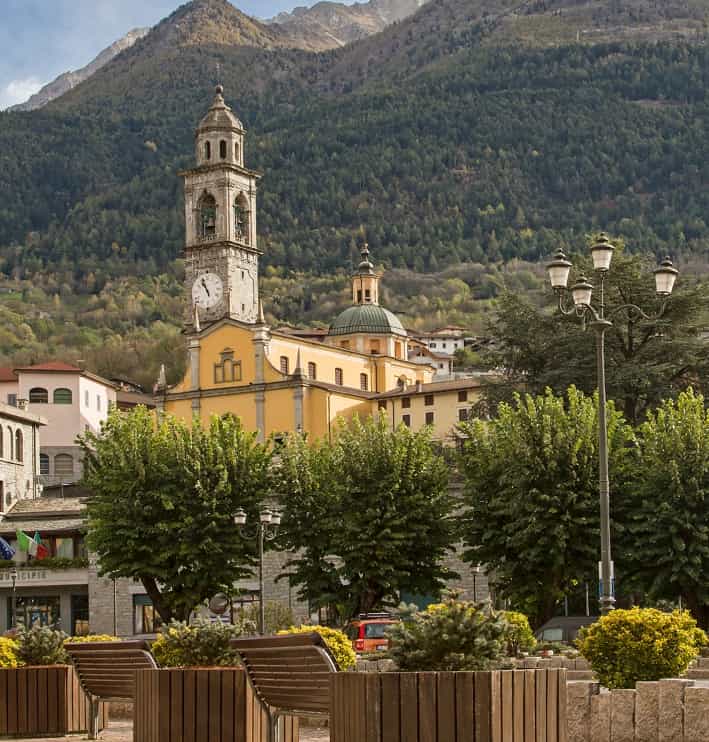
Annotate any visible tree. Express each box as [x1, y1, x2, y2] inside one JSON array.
[[483, 248, 709, 424], [81, 407, 271, 623], [275, 416, 456, 621], [621, 390, 709, 626], [459, 387, 634, 628]]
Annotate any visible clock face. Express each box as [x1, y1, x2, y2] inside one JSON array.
[[192, 272, 224, 310]]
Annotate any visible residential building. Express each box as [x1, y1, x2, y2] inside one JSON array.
[[409, 326, 469, 357], [0, 401, 44, 512]]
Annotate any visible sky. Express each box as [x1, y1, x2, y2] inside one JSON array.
[[0, 0, 347, 110]]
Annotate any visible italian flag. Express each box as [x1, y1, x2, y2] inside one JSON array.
[[16, 530, 49, 560]]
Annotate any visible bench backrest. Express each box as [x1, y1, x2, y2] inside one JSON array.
[[231, 633, 338, 716], [65, 640, 158, 702]]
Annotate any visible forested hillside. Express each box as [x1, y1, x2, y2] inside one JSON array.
[[1, 0, 709, 385]]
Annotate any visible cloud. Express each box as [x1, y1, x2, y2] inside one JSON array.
[[0, 76, 45, 110]]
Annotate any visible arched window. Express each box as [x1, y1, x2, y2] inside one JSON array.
[[307, 362, 317, 380], [234, 141, 240, 162], [54, 454, 74, 479], [199, 193, 217, 240], [39, 454, 49, 476], [15, 430, 22, 463], [0, 427, 3, 458], [234, 193, 250, 245], [204, 141, 211, 160], [29, 387, 48, 403], [6, 427, 13, 460], [219, 140, 227, 159], [53, 388, 72, 404]]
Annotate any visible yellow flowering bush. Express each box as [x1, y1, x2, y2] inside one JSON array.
[[501, 611, 537, 656], [151, 619, 251, 668], [278, 625, 356, 671], [65, 635, 119, 643], [0, 637, 19, 668], [577, 608, 707, 689]]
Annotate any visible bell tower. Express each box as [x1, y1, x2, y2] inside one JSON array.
[[181, 86, 261, 327]]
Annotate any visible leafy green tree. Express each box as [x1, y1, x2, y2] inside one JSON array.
[[621, 390, 709, 626], [81, 407, 271, 623], [276, 416, 455, 621], [482, 249, 709, 424], [459, 387, 634, 628]]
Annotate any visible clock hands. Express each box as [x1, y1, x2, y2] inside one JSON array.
[[201, 277, 211, 297]]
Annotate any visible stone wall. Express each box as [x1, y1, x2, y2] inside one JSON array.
[[567, 678, 709, 742], [87, 557, 134, 636]]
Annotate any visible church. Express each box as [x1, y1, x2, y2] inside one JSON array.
[[158, 87, 483, 442]]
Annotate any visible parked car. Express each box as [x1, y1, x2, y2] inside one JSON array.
[[345, 612, 398, 653], [534, 616, 599, 644]]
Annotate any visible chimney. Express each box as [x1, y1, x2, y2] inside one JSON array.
[[17, 398, 29, 411], [415, 381, 423, 394]]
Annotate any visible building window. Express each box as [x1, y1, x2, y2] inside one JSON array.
[[340, 340, 350, 349], [370, 340, 380, 354], [430, 342, 436, 349], [96, 395, 101, 411], [235, 141, 240, 161], [204, 141, 211, 160], [39, 454, 49, 475], [401, 397, 411, 409], [199, 193, 217, 239], [335, 368, 343, 386], [7, 394, 16, 407], [365, 289, 371, 302], [6, 426, 12, 459], [14, 430, 22, 463], [214, 350, 241, 384], [85, 390, 89, 407], [360, 373, 368, 391], [219, 140, 227, 159], [53, 388, 72, 404], [394, 341, 402, 359], [280, 356, 290, 374], [0, 427, 3, 458], [458, 390, 468, 403], [29, 387, 48, 404], [133, 595, 163, 635], [234, 193, 250, 244], [425, 412, 434, 425], [357, 290, 362, 303], [378, 400, 387, 410], [424, 394, 434, 406], [402, 414, 411, 427], [307, 362, 317, 380], [458, 408, 469, 422], [54, 454, 74, 479]]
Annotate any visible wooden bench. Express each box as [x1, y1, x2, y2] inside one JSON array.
[[65, 640, 158, 739], [231, 633, 338, 742]]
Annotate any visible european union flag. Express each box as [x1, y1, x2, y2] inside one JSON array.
[[0, 537, 15, 561]]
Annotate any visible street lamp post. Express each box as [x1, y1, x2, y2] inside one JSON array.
[[233, 507, 282, 635], [10, 567, 18, 630], [546, 235, 679, 615]]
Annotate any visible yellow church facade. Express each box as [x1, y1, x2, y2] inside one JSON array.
[[158, 87, 482, 442]]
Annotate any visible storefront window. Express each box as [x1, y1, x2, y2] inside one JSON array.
[[55, 538, 74, 559], [10, 596, 61, 630], [133, 595, 163, 634], [71, 595, 89, 636]]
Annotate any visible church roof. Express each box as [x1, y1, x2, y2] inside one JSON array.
[[328, 304, 406, 338], [198, 85, 244, 132]]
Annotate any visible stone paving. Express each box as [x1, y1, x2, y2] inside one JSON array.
[[24, 721, 330, 741]]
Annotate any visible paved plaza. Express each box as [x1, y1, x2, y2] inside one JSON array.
[[24, 721, 330, 741]]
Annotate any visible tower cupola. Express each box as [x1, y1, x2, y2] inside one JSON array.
[[196, 85, 245, 168], [352, 243, 380, 306]]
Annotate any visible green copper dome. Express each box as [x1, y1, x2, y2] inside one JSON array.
[[328, 305, 407, 337]]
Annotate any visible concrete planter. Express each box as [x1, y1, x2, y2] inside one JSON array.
[[0, 665, 106, 737], [134, 667, 298, 742]]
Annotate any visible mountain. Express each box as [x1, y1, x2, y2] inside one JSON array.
[[1, 0, 709, 384], [266, 0, 429, 48], [9, 28, 150, 112]]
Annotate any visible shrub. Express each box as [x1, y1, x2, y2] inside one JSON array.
[[235, 602, 295, 634], [151, 618, 253, 668], [577, 608, 707, 689], [502, 611, 537, 656], [0, 637, 19, 668], [387, 594, 509, 671], [15, 625, 68, 666], [277, 625, 356, 671]]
